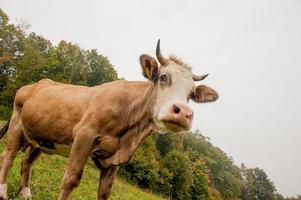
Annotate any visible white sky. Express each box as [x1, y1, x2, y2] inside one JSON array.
[[1, 0, 300, 197]]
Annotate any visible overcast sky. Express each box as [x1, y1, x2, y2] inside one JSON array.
[[1, 0, 300, 197]]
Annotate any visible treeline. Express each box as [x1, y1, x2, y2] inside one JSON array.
[[0, 9, 299, 200], [0, 9, 117, 119], [120, 131, 289, 200]]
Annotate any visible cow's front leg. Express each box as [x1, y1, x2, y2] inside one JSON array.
[[58, 129, 97, 200], [98, 165, 120, 200]]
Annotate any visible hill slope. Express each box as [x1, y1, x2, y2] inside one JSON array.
[[0, 121, 164, 200]]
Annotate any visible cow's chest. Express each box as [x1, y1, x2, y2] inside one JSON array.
[[93, 136, 120, 159], [93, 123, 154, 168]]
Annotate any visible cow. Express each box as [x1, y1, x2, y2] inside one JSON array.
[[0, 40, 218, 200]]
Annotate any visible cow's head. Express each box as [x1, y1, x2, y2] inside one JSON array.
[[140, 40, 218, 133]]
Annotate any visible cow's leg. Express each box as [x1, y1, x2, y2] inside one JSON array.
[[98, 166, 120, 200], [58, 129, 96, 200], [19, 147, 41, 199], [0, 122, 22, 199]]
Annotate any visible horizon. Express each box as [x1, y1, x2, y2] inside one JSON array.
[[1, 0, 300, 197]]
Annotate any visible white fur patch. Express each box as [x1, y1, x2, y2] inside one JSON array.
[[20, 187, 31, 199], [0, 183, 8, 199], [154, 61, 194, 124]]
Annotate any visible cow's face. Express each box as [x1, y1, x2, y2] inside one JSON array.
[[140, 40, 218, 133]]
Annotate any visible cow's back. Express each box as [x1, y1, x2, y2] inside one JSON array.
[[14, 79, 61, 109], [18, 79, 96, 145]]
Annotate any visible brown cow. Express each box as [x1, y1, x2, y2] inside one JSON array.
[[0, 40, 218, 200]]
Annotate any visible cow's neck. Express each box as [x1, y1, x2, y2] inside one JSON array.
[[98, 81, 158, 168], [118, 81, 157, 130]]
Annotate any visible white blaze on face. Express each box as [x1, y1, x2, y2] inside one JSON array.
[[140, 48, 217, 132], [154, 61, 195, 131]]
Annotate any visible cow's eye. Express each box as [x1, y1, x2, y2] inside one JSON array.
[[159, 74, 167, 82]]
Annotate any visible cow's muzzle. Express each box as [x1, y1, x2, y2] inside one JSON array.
[[159, 104, 193, 132]]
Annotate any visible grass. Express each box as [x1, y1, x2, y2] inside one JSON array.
[[0, 121, 165, 200]]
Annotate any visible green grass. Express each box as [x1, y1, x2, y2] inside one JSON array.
[[0, 121, 165, 200]]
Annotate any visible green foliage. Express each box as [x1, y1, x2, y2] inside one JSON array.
[[155, 133, 215, 200], [164, 150, 193, 200], [121, 129, 294, 200], [0, 105, 12, 120], [120, 136, 172, 195], [156, 133, 183, 156], [182, 131, 243, 200], [85, 49, 118, 86], [188, 151, 212, 200], [274, 193, 285, 200], [0, 9, 25, 107], [241, 165, 276, 200]]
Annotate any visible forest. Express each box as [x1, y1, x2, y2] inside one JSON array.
[[0, 9, 300, 200]]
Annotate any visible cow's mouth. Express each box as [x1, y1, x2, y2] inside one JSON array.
[[158, 120, 189, 133]]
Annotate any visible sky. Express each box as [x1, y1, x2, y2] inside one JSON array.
[[1, 0, 300, 197]]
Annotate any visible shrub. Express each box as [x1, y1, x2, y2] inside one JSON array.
[[120, 136, 172, 195], [0, 105, 12, 120], [164, 150, 193, 200]]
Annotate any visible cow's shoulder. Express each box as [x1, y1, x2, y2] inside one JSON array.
[[88, 80, 152, 114]]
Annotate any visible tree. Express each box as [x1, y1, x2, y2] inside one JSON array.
[[155, 132, 183, 156], [121, 136, 172, 194], [183, 131, 243, 200], [189, 155, 212, 200], [85, 49, 117, 86], [54, 40, 86, 84], [164, 150, 194, 200], [0, 8, 24, 106], [242, 167, 276, 200]]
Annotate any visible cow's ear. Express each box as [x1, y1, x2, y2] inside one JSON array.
[[191, 85, 219, 103], [140, 54, 159, 82]]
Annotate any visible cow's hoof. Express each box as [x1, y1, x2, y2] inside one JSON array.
[[19, 187, 31, 199], [0, 184, 8, 200]]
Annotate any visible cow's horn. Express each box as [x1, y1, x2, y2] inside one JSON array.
[[156, 39, 168, 65], [192, 73, 209, 81]]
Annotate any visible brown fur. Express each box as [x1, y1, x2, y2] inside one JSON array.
[[0, 78, 158, 200], [191, 84, 219, 103]]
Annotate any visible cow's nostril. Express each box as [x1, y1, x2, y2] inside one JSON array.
[[174, 105, 181, 114], [186, 112, 194, 120]]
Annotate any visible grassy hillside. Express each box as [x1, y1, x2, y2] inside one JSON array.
[[0, 121, 165, 200]]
